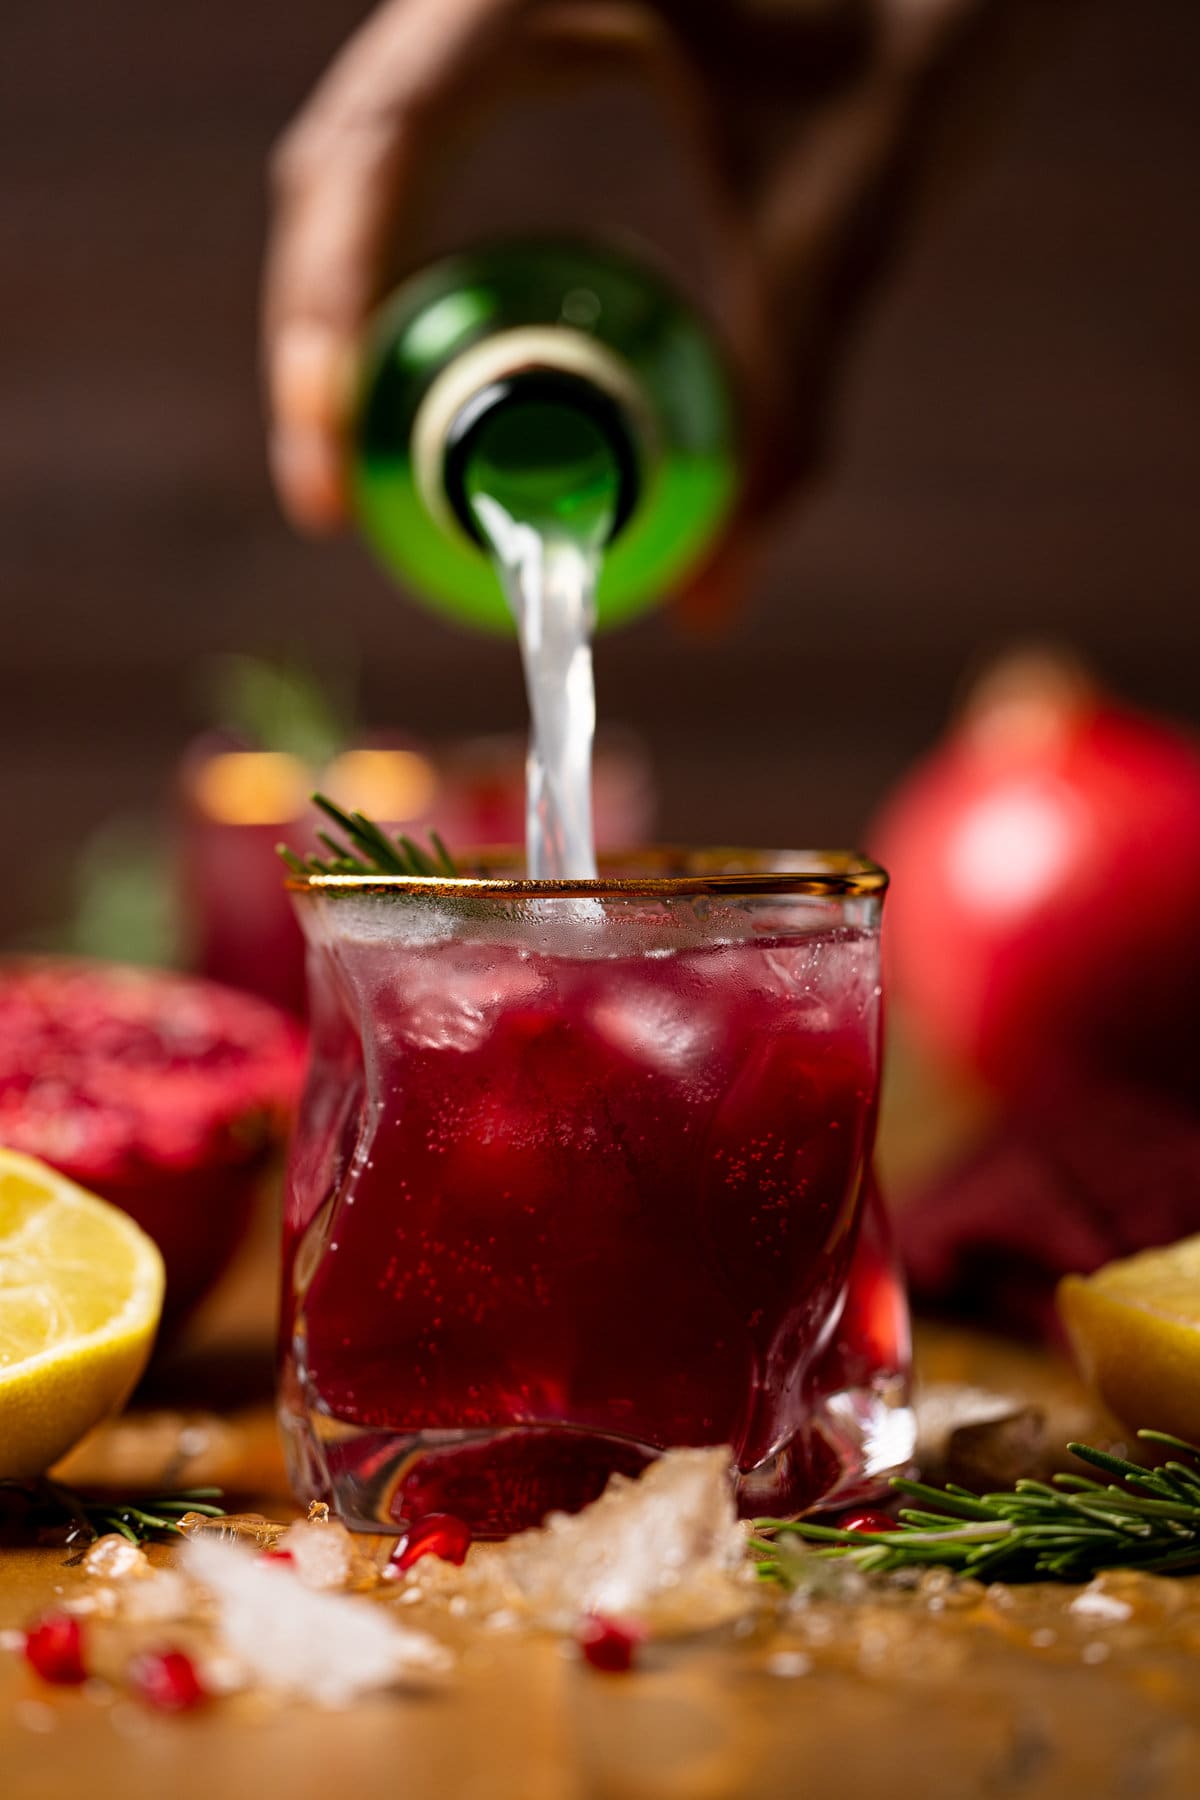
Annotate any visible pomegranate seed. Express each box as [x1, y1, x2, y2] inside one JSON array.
[[387, 1512, 472, 1575], [578, 1614, 644, 1673], [130, 1647, 208, 1713], [835, 1509, 895, 1535], [259, 1548, 295, 1565], [24, 1612, 87, 1685]]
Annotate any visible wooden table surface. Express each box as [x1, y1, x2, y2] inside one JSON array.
[[5, 1214, 1200, 1800]]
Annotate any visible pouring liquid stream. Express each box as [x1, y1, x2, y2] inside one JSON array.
[[471, 504, 600, 880], [464, 390, 621, 880]]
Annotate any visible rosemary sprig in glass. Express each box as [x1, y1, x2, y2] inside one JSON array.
[[278, 794, 457, 879], [753, 1432, 1200, 1585]]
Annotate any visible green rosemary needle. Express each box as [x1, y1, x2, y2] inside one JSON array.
[[753, 1432, 1200, 1585], [1, 1478, 226, 1551], [278, 794, 457, 879], [71, 1489, 227, 1547]]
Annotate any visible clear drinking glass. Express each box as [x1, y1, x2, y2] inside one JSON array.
[[279, 851, 912, 1535]]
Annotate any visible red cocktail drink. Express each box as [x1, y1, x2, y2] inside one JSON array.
[[279, 853, 911, 1534]]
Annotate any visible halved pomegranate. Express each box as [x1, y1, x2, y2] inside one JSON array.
[[0, 959, 306, 1325]]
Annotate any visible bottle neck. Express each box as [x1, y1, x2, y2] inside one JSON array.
[[446, 370, 639, 554], [411, 326, 650, 556]]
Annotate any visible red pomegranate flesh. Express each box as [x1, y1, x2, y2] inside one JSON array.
[[0, 960, 306, 1325]]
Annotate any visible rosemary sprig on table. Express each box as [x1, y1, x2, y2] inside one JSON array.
[[2, 1478, 226, 1550], [72, 1489, 226, 1546], [753, 1432, 1200, 1585], [278, 794, 457, 879]]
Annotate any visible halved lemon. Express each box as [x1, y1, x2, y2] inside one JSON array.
[[0, 1148, 164, 1478], [1059, 1235, 1200, 1444]]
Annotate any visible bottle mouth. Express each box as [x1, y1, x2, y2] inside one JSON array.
[[442, 369, 641, 551]]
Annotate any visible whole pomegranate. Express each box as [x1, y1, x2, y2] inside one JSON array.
[[0, 960, 306, 1324], [871, 654, 1200, 1102]]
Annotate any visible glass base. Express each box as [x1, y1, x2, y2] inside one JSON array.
[[281, 1172, 914, 1536], [280, 1373, 915, 1538]]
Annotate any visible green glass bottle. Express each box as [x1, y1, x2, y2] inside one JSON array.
[[352, 240, 738, 633]]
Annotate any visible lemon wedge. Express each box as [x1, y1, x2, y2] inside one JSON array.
[[0, 1148, 164, 1478], [1059, 1235, 1200, 1444]]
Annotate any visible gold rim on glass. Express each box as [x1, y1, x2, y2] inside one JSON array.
[[287, 846, 887, 900]]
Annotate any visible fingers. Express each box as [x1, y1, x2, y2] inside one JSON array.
[[673, 521, 762, 637], [265, 130, 406, 532], [264, 0, 532, 532]]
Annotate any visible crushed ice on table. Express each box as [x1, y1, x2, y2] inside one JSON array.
[[177, 1510, 288, 1550], [277, 1517, 379, 1591], [978, 1568, 1186, 1659], [498, 1446, 751, 1631], [765, 1649, 813, 1678], [775, 1542, 869, 1607], [70, 1533, 195, 1623], [184, 1537, 451, 1705], [114, 1566, 195, 1624], [82, 1535, 149, 1580], [1069, 1581, 1134, 1625]]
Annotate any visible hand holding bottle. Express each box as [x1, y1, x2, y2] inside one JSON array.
[[264, 0, 1032, 613]]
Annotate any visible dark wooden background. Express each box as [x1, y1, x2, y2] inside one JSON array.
[[2, 0, 1197, 941]]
